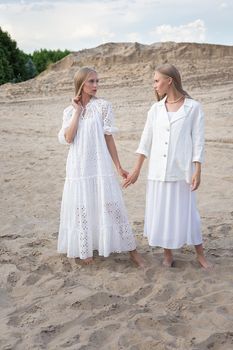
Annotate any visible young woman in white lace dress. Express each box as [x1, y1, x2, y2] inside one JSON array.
[[124, 64, 212, 269], [57, 67, 143, 266]]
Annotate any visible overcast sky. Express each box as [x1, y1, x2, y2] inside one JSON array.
[[0, 0, 232, 53]]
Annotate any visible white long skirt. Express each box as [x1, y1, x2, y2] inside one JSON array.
[[144, 180, 202, 249]]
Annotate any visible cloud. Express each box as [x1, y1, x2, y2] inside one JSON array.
[[0, 1, 117, 51], [126, 32, 142, 43], [0, 1, 231, 52], [219, 2, 228, 8], [150, 20, 206, 43], [72, 25, 115, 42]]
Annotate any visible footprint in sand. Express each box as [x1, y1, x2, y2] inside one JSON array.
[[61, 334, 80, 348], [7, 271, 20, 287], [71, 292, 124, 310], [88, 323, 121, 348], [127, 285, 153, 303], [82, 303, 130, 327], [36, 324, 63, 348], [193, 332, 233, 350], [153, 283, 175, 302], [7, 303, 42, 327], [0, 233, 21, 240]]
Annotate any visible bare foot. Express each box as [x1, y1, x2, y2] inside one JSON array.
[[197, 255, 213, 269], [162, 260, 175, 267], [82, 257, 94, 265], [163, 249, 174, 267], [129, 250, 145, 268]]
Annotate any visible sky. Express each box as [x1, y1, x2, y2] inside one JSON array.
[[0, 0, 232, 53]]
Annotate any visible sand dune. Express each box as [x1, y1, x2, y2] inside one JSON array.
[[1, 41, 233, 101], [0, 42, 233, 350]]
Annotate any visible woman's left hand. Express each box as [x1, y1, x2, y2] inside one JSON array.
[[117, 167, 129, 179], [191, 171, 201, 191]]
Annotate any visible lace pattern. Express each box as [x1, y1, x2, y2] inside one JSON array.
[[76, 206, 89, 258]]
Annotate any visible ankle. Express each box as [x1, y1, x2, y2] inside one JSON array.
[[164, 250, 173, 258]]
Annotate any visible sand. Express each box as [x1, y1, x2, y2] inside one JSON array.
[[0, 42, 233, 350]]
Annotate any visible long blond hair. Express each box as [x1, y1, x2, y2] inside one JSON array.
[[74, 66, 97, 97], [154, 64, 191, 101]]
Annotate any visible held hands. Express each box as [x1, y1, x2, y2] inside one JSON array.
[[191, 171, 201, 191], [123, 168, 140, 188], [117, 166, 129, 179]]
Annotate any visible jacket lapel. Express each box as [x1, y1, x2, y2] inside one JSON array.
[[158, 97, 193, 124], [157, 97, 170, 127], [170, 98, 193, 124]]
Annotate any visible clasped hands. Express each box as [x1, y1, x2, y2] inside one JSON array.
[[118, 167, 140, 188], [120, 168, 200, 190]]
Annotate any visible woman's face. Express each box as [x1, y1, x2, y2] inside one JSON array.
[[82, 72, 99, 97], [153, 71, 172, 96]]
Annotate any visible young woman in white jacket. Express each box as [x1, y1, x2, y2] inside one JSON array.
[[124, 64, 212, 269]]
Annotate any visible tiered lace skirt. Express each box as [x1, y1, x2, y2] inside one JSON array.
[[58, 175, 136, 258]]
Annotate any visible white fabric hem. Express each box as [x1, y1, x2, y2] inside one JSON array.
[[57, 244, 137, 259], [144, 235, 203, 249]]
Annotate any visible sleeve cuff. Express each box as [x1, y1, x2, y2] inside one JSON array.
[[135, 148, 149, 158], [192, 157, 204, 163], [104, 126, 119, 135], [58, 129, 71, 145]]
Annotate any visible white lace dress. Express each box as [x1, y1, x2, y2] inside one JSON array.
[[57, 97, 136, 258]]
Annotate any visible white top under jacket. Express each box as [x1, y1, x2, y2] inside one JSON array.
[[136, 96, 204, 184]]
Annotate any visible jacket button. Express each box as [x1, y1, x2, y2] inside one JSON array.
[[167, 128, 170, 132], [163, 154, 167, 157], [165, 142, 168, 145]]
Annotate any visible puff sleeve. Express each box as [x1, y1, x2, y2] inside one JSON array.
[[58, 105, 74, 145], [102, 101, 118, 135]]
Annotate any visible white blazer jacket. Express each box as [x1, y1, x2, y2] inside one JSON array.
[[136, 96, 204, 184]]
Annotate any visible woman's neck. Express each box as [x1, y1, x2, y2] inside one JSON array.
[[166, 89, 183, 102], [80, 93, 92, 108]]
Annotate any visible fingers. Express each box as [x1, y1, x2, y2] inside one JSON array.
[[122, 170, 139, 188], [121, 170, 129, 179], [191, 178, 196, 191], [191, 178, 199, 191], [122, 182, 130, 189], [122, 177, 132, 188], [72, 96, 82, 109], [74, 94, 81, 102]]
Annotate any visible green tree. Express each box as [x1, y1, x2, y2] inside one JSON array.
[[0, 27, 28, 84], [31, 49, 70, 74], [0, 27, 70, 85], [0, 47, 13, 84], [25, 58, 37, 79]]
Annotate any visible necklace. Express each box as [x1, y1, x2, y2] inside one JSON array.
[[166, 95, 184, 104]]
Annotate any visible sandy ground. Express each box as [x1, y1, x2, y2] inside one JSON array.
[[1, 43, 233, 349]]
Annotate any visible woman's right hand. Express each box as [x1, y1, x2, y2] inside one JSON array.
[[123, 169, 140, 188], [72, 95, 83, 113]]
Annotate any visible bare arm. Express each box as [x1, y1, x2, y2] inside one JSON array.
[[123, 154, 146, 188], [64, 98, 83, 144], [105, 135, 128, 178]]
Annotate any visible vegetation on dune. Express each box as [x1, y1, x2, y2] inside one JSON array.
[[0, 27, 70, 85]]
